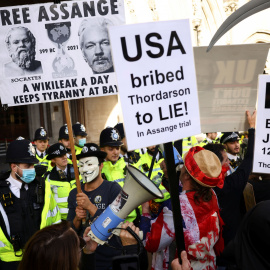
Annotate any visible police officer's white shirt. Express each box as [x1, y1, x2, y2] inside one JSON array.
[[36, 149, 46, 158], [56, 166, 68, 175], [0, 174, 28, 236], [227, 152, 239, 161]]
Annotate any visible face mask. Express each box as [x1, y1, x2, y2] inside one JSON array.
[[16, 166, 36, 184], [78, 138, 86, 147], [78, 157, 99, 183]]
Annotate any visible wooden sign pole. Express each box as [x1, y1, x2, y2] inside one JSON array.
[[63, 100, 82, 193]]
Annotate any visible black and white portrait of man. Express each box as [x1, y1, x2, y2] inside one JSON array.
[[78, 17, 114, 74], [4, 26, 43, 77]]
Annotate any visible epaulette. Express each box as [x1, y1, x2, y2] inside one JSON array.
[[101, 173, 107, 180], [128, 152, 141, 164], [142, 163, 150, 172]]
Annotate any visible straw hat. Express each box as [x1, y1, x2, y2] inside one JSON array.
[[183, 146, 224, 188]]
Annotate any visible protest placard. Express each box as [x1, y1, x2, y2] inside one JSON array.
[[194, 44, 269, 133], [0, 0, 125, 106], [109, 20, 201, 151], [253, 75, 270, 174]]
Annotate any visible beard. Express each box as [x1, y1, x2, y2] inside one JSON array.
[[10, 47, 35, 69], [90, 57, 113, 73]]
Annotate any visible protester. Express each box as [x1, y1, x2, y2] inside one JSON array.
[[18, 220, 148, 270], [222, 201, 270, 270], [0, 139, 61, 270], [204, 110, 256, 246], [67, 143, 124, 269], [140, 146, 226, 270], [204, 110, 256, 269], [171, 251, 191, 270]]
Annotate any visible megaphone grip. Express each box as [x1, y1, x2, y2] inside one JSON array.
[[89, 206, 124, 242]]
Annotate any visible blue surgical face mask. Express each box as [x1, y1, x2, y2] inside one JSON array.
[[16, 166, 36, 184], [78, 138, 86, 147]]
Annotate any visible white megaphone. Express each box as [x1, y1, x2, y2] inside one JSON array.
[[88, 165, 164, 244]]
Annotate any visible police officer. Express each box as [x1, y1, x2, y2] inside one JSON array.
[[99, 127, 139, 223], [133, 145, 170, 206], [58, 124, 73, 162], [174, 136, 198, 157], [46, 143, 81, 221], [33, 127, 51, 169], [58, 124, 72, 150], [72, 122, 88, 155], [0, 139, 61, 270], [114, 122, 140, 164], [220, 132, 242, 175], [199, 132, 218, 147]]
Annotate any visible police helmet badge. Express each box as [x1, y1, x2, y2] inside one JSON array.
[[40, 128, 47, 137], [111, 129, 119, 141], [80, 125, 86, 132], [65, 127, 68, 134], [94, 195, 102, 203], [28, 143, 36, 156], [90, 146, 97, 151], [82, 146, 88, 153]]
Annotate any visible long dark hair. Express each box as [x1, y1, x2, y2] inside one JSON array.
[[190, 178, 213, 205], [18, 221, 79, 270]]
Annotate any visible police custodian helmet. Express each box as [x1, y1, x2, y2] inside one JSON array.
[[58, 124, 69, 140], [6, 139, 38, 164], [47, 143, 68, 160], [72, 122, 87, 137], [99, 127, 123, 147], [34, 127, 49, 141]]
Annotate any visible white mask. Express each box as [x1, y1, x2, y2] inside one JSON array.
[[78, 156, 99, 183]]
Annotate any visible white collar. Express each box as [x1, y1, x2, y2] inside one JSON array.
[[227, 152, 239, 161], [36, 149, 46, 157], [56, 166, 68, 174]]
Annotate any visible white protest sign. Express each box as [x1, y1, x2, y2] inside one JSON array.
[[0, 0, 125, 106], [253, 75, 270, 173], [194, 44, 269, 133], [109, 20, 201, 151]]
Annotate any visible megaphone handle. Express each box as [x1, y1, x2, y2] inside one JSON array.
[[111, 222, 143, 240]]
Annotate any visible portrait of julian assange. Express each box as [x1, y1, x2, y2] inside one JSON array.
[[78, 17, 114, 74], [4, 26, 43, 77]]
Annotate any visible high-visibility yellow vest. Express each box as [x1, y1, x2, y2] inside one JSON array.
[[74, 145, 82, 155], [133, 152, 170, 203], [46, 167, 80, 220], [35, 154, 53, 171], [182, 136, 198, 157], [102, 158, 138, 222], [0, 181, 61, 262]]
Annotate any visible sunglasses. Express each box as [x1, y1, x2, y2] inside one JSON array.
[[79, 236, 86, 252]]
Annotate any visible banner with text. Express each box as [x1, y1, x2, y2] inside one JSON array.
[[253, 75, 270, 173], [194, 44, 269, 133], [0, 0, 125, 106], [109, 20, 201, 150]]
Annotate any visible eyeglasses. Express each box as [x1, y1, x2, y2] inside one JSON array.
[[79, 236, 86, 253]]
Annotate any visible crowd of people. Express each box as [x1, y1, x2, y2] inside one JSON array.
[[1, 109, 268, 270]]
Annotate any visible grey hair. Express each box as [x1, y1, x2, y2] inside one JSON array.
[[78, 17, 114, 49], [5, 26, 36, 51]]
